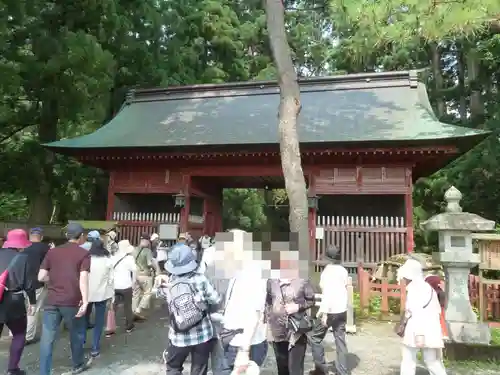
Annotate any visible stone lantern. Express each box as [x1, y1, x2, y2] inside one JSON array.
[[421, 186, 495, 344]]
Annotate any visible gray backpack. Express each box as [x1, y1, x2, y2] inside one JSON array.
[[167, 276, 207, 332]]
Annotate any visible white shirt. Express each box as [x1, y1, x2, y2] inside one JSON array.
[[156, 246, 168, 262], [88, 256, 115, 302], [318, 264, 348, 314], [223, 264, 267, 347], [403, 278, 443, 348], [197, 245, 216, 274], [111, 253, 137, 290], [200, 236, 211, 249]]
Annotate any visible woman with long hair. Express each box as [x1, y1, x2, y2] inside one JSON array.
[[85, 239, 114, 359], [0, 229, 36, 375], [425, 275, 448, 340]]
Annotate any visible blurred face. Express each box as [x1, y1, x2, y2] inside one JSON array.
[[214, 230, 267, 279]]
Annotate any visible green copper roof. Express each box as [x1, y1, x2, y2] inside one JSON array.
[[45, 71, 489, 151]]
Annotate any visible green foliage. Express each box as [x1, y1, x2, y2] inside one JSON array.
[[0, 0, 498, 235], [223, 189, 267, 231]]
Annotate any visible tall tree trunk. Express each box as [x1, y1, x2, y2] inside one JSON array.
[[430, 43, 445, 119], [456, 42, 467, 122], [466, 47, 485, 127], [264, 0, 310, 265], [29, 100, 58, 224]]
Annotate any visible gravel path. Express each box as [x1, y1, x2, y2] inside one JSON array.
[[0, 305, 496, 375]]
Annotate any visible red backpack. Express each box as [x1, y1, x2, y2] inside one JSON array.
[[0, 254, 20, 302]]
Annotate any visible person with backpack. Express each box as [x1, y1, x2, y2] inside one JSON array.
[[158, 244, 221, 375], [107, 240, 137, 336], [0, 229, 36, 375]]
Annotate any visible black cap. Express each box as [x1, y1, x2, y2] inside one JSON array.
[[324, 245, 341, 262], [66, 223, 84, 239]]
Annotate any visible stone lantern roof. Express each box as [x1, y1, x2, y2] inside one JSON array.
[[421, 186, 495, 232]]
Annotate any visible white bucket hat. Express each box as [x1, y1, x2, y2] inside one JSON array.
[[397, 258, 424, 282], [117, 239, 135, 254]]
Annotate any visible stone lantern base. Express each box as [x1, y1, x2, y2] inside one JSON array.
[[447, 321, 491, 345]]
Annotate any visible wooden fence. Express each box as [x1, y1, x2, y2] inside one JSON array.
[[315, 215, 407, 275], [357, 266, 500, 321], [112, 212, 180, 222], [116, 212, 180, 246]]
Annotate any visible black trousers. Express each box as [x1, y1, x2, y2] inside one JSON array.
[[114, 288, 134, 330], [85, 303, 93, 327], [272, 334, 307, 375], [309, 312, 349, 375], [166, 339, 214, 375]]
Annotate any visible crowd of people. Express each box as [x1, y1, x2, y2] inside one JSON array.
[[0, 224, 449, 375]]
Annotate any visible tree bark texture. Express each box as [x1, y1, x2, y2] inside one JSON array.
[[456, 43, 467, 122], [466, 48, 485, 127], [264, 0, 310, 265], [430, 43, 445, 119], [29, 99, 58, 224]]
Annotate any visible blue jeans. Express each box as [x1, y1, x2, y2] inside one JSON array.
[[83, 300, 108, 354], [40, 306, 86, 375], [222, 340, 268, 374]]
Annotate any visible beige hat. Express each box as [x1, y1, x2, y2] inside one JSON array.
[[107, 230, 117, 241], [178, 233, 187, 240], [150, 233, 159, 241], [118, 239, 134, 254]]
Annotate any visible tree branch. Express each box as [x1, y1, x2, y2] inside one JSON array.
[[0, 123, 35, 143]]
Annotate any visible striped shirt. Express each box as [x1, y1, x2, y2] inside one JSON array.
[[159, 273, 220, 347]]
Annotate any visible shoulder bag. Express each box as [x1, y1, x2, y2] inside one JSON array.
[[218, 278, 244, 348], [395, 287, 434, 337], [280, 282, 313, 335]]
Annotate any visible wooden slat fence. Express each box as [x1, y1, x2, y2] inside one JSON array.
[[316, 215, 407, 275], [113, 212, 180, 222], [358, 267, 500, 321], [116, 212, 180, 246]]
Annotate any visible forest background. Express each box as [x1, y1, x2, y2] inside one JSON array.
[[1, 0, 500, 252]]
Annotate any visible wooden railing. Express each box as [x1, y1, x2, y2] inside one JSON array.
[[112, 212, 204, 224], [358, 266, 500, 322], [112, 212, 180, 222], [315, 215, 407, 274]]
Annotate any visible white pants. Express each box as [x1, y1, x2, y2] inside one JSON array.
[[26, 287, 47, 341], [400, 345, 447, 375]]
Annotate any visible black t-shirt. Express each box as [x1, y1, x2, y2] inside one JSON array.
[[23, 241, 50, 290]]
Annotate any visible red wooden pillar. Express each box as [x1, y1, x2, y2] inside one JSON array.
[[405, 168, 414, 252], [180, 174, 191, 233], [106, 172, 115, 220], [308, 174, 317, 258]]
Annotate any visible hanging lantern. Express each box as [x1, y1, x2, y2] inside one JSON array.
[[173, 191, 186, 208], [307, 190, 319, 210]]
